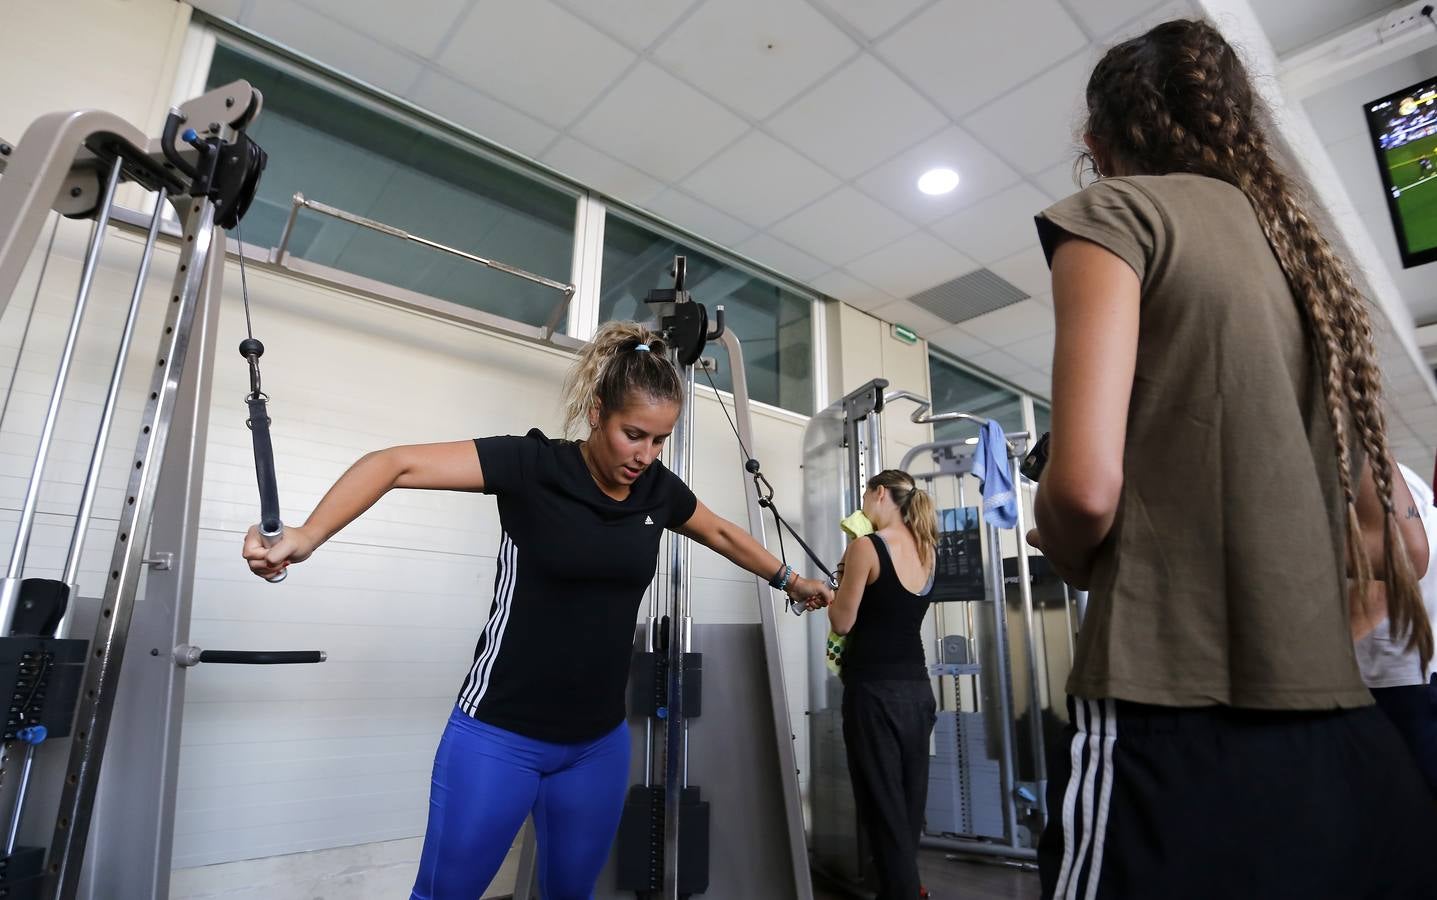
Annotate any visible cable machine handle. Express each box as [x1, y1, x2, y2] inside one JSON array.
[[247, 394, 286, 584], [243, 336, 286, 584], [174, 645, 326, 667]]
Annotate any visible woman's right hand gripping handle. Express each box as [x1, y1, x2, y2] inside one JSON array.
[[243, 523, 319, 581]]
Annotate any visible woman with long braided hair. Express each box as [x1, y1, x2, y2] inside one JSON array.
[[1026, 18, 1437, 899]]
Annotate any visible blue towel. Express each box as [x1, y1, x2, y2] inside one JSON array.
[[972, 420, 1018, 529]]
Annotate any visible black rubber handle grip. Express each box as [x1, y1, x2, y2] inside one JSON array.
[[247, 395, 281, 535], [197, 650, 325, 665]]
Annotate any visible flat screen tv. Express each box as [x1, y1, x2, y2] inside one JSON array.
[[1364, 76, 1437, 268]]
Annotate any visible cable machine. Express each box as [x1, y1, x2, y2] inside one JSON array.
[[0, 84, 337, 900], [803, 382, 1080, 891]]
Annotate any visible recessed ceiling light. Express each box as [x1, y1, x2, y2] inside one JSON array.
[[918, 167, 960, 195]]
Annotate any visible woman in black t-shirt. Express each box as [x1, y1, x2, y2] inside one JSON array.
[[825, 469, 938, 900], [242, 321, 831, 900]]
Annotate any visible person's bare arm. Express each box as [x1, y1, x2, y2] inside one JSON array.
[[676, 501, 833, 606], [1031, 237, 1140, 589], [827, 538, 877, 635], [1354, 458, 1429, 578], [242, 441, 483, 579]]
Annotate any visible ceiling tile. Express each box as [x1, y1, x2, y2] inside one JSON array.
[[408, 70, 559, 157], [1031, 161, 1083, 202], [854, 126, 1024, 224], [652, 0, 857, 119], [966, 347, 1035, 379], [680, 130, 841, 227], [642, 189, 757, 248], [734, 232, 832, 281], [1061, 0, 1168, 39], [436, 0, 636, 128], [1004, 329, 1056, 371], [299, 0, 470, 56], [808, 269, 895, 309], [878, 0, 1088, 118], [550, 0, 701, 50], [960, 299, 1054, 347], [765, 54, 948, 179], [1005, 367, 1051, 397], [930, 182, 1053, 264], [1252, 0, 1392, 56], [247, 0, 424, 95], [768, 187, 914, 265], [572, 61, 750, 182], [820, 0, 932, 39], [540, 137, 665, 205], [845, 231, 980, 299], [928, 325, 996, 359], [1102, 0, 1195, 40], [989, 245, 1053, 298], [870, 299, 954, 336], [191, 0, 244, 18], [962, 50, 1093, 175]]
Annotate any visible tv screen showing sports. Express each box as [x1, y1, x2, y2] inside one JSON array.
[[1365, 77, 1437, 268]]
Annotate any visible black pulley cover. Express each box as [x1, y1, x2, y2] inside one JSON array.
[[213, 132, 267, 229]]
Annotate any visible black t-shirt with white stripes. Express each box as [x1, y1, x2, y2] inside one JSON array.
[[459, 429, 698, 743]]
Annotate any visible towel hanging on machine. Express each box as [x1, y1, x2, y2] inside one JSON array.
[[971, 419, 1017, 529]]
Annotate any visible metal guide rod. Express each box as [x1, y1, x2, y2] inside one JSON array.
[[986, 515, 1021, 848], [46, 198, 219, 900], [0, 157, 124, 634], [6, 733, 40, 856], [679, 366, 695, 791], [0, 111, 162, 319], [661, 359, 694, 900], [643, 581, 657, 789], [274, 193, 576, 296], [60, 190, 167, 599], [1007, 448, 1049, 825]]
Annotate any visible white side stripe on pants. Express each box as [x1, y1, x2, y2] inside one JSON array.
[[1053, 698, 1118, 900], [1052, 700, 1087, 898], [1085, 699, 1118, 900]]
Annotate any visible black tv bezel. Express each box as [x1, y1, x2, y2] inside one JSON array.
[[1364, 76, 1437, 269]]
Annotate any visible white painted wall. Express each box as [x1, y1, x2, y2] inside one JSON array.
[[0, 0, 192, 210]]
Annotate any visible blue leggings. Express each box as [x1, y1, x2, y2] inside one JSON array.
[[410, 707, 631, 900]]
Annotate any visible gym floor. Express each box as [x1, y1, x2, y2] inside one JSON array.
[[811, 849, 1041, 900]]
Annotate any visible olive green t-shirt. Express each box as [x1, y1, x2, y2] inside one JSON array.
[[1035, 174, 1370, 710]]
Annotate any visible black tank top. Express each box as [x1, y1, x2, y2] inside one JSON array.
[[842, 533, 932, 683]]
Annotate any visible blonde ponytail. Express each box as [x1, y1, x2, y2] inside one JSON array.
[[561, 321, 682, 437], [869, 469, 938, 566]]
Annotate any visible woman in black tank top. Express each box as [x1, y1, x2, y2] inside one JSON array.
[[827, 469, 938, 900]]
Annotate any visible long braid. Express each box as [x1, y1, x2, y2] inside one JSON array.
[[1085, 19, 1431, 668]]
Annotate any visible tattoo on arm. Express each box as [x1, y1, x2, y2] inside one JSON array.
[[1408, 504, 1421, 520]]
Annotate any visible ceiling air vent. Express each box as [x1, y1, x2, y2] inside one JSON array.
[[907, 267, 1029, 325]]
